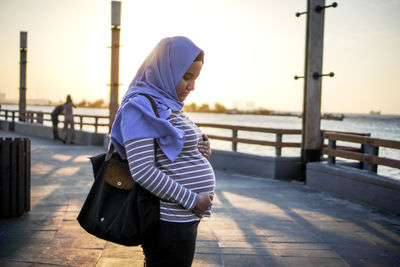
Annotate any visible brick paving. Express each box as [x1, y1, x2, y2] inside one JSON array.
[[1, 131, 400, 266]]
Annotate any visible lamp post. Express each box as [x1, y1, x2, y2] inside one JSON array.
[[301, 0, 326, 169], [109, 1, 121, 130], [19, 31, 27, 122]]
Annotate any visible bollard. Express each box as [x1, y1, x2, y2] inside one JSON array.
[[0, 137, 31, 218]]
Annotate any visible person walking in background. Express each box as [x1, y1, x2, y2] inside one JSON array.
[[50, 104, 64, 140], [62, 95, 76, 144], [110, 36, 214, 266]]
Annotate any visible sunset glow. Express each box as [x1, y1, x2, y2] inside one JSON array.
[[0, 0, 399, 114]]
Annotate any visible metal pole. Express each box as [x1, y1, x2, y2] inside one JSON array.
[[301, 0, 325, 170], [19, 32, 27, 122], [109, 1, 121, 130]]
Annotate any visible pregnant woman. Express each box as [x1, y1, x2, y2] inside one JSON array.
[[110, 36, 215, 267]]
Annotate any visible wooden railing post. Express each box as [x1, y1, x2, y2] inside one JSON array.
[[360, 133, 371, 170], [327, 139, 336, 164], [275, 133, 282, 156], [360, 143, 366, 170], [365, 141, 379, 173], [94, 117, 99, 133], [5, 110, 8, 120], [12, 111, 15, 122], [36, 112, 43, 124], [79, 116, 83, 130], [232, 128, 238, 152]]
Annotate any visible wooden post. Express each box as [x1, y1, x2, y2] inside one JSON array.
[[275, 133, 282, 157], [79, 116, 83, 130], [360, 133, 371, 170], [36, 112, 43, 124], [95, 117, 99, 133], [19, 32, 27, 122], [365, 142, 379, 173], [109, 1, 121, 130], [232, 128, 238, 152], [301, 0, 325, 167], [327, 139, 336, 164]]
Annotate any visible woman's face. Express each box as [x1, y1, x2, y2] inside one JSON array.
[[175, 61, 203, 102]]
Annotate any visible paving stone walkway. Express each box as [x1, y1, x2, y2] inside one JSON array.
[[1, 131, 400, 266]]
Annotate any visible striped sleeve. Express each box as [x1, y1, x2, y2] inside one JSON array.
[[124, 138, 199, 211]]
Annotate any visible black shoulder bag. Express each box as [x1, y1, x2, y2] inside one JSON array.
[[77, 94, 160, 246]]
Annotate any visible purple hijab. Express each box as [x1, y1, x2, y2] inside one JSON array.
[[110, 36, 203, 161]]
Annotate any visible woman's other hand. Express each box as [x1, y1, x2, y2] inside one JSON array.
[[198, 134, 212, 159], [193, 192, 213, 218]]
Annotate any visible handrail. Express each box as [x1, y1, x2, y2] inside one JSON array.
[[2, 109, 399, 174], [196, 123, 302, 134], [323, 131, 400, 150], [0, 108, 110, 133], [323, 131, 400, 172], [197, 122, 302, 156], [0, 109, 303, 156]]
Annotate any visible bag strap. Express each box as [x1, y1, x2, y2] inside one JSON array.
[[138, 93, 160, 118], [106, 93, 159, 161]]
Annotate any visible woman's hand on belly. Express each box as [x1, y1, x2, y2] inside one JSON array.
[[198, 134, 211, 159], [193, 192, 213, 218]]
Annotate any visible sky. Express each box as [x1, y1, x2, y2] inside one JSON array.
[[0, 0, 399, 115]]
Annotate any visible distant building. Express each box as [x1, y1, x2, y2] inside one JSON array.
[[28, 98, 52, 106], [0, 93, 5, 103], [233, 101, 255, 112]]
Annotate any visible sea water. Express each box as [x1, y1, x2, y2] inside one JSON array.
[[2, 105, 399, 179]]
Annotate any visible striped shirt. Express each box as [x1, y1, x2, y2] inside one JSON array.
[[125, 111, 215, 223]]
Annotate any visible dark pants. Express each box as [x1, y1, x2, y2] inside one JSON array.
[[51, 115, 59, 140], [142, 220, 200, 267]]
